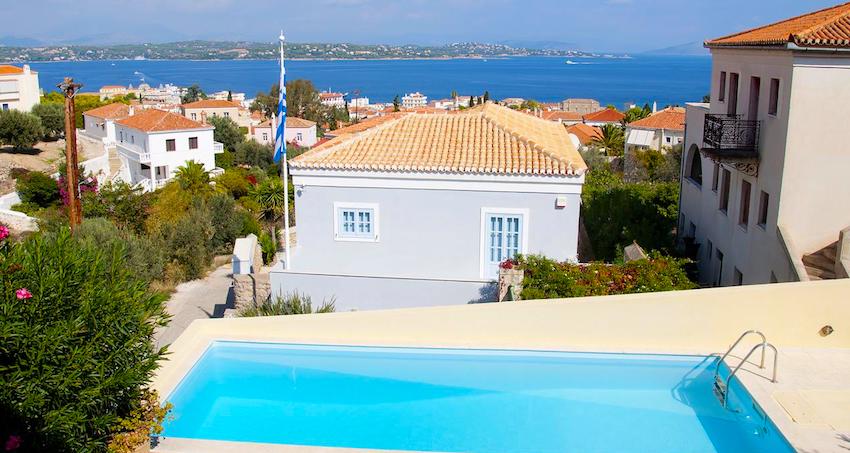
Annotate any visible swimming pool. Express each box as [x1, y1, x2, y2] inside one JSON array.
[[163, 342, 793, 452]]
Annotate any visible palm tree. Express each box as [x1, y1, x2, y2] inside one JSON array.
[[173, 160, 210, 194], [592, 124, 625, 157], [249, 178, 286, 242]]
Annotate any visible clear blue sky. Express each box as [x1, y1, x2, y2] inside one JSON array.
[[4, 0, 843, 52]]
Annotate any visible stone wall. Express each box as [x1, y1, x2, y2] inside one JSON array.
[[232, 273, 271, 311]]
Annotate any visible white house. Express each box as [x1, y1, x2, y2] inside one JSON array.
[[270, 103, 588, 311], [181, 99, 251, 128], [250, 117, 318, 148], [114, 109, 223, 192], [402, 92, 428, 109], [82, 103, 132, 145], [0, 65, 40, 112], [209, 90, 246, 103], [319, 92, 345, 108], [625, 107, 685, 152], [678, 3, 850, 287]]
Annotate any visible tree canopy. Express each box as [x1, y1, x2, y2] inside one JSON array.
[[0, 110, 43, 150], [207, 115, 244, 152]]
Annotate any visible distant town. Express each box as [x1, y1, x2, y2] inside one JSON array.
[[0, 40, 625, 62]]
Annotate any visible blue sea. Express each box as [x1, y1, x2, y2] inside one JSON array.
[[25, 55, 710, 107]]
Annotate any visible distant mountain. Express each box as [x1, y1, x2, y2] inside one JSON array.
[[498, 40, 579, 51], [642, 42, 709, 56], [0, 36, 44, 47]]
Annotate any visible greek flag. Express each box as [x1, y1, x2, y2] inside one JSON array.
[[273, 42, 287, 163]]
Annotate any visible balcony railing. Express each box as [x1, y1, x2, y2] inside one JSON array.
[[702, 114, 760, 159], [117, 143, 151, 163], [213, 142, 224, 154]]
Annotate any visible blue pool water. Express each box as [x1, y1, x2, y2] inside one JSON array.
[[163, 342, 793, 453]]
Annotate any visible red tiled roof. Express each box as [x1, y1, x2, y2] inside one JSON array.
[[567, 123, 603, 145], [583, 108, 625, 123], [257, 117, 316, 128], [326, 113, 408, 136], [542, 111, 583, 122], [83, 103, 132, 120], [707, 2, 850, 48], [181, 99, 241, 109], [627, 107, 685, 131], [0, 65, 28, 75], [116, 109, 210, 132]]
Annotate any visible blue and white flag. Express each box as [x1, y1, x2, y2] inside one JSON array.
[[273, 39, 287, 163]]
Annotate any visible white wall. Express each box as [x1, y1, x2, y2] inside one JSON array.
[[0, 68, 40, 112], [115, 124, 216, 186]]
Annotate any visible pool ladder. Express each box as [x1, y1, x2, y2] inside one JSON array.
[[713, 330, 778, 408]]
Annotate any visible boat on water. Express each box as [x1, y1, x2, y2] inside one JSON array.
[[565, 60, 576, 65]]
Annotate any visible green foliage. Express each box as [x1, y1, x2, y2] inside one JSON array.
[[0, 229, 169, 452], [592, 123, 625, 157], [0, 109, 43, 149], [173, 160, 211, 196], [257, 230, 277, 265], [581, 168, 680, 261], [623, 105, 651, 124], [392, 95, 400, 112], [158, 202, 214, 281], [41, 92, 119, 128], [214, 168, 251, 198], [81, 181, 152, 234], [181, 84, 206, 104], [215, 148, 234, 169], [251, 79, 325, 124], [15, 171, 59, 207], [207, 115, 244, 152], [10, 201, 42, 216], [233, 140, 274, 170], [239, 292, 335, 317], [75, 218, 167, 284], [519, 99, 541, 111], [31, 103, 65, 139], [207, 194, 244, 255], [250, 178, 286, 225], [240, 212, 261, 237], [518, 254, 697, 300]]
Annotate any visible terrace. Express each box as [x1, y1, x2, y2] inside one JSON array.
[[153, 279, 850, 453]]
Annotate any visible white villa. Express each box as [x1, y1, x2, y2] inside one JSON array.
[[249, 117, 318, 148], [625, 107, 685, 152], [679, 3, 850, 287], [319, 92, 345, 108], [402, 92, 428, 109], [0, 65, 40, 112], [114, 109, 223, 192], [82, 103, 132, 146], [271, 103, 588, 311]]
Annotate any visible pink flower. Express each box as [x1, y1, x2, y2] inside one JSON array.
[[0, 225, 8, 241], [15, 288, 32, 300], [4, 435, 21, 451]]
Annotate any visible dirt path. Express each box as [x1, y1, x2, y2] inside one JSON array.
[[0, 131, 103, 193]]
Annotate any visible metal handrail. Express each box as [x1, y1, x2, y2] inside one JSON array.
[[715, 330, 767, 371], [720, 343, 778, 407]]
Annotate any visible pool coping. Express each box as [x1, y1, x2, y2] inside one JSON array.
[[154, 437, 443, 453]]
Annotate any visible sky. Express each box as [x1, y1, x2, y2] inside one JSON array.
[[1, 0, 843, 52]]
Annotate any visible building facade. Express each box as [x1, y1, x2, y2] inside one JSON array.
[[402, 92, 428, 109], [678, 3, 850, 287], [249, 117, 318, 148], [583, 108, 626, 127], [625, 107, 685, 152], [561, 98, 600, 115], [319, 92, 345, 108], [114, 109, 222, 192], [181, 99, 250, 127], [82, 103, 132, 145], [0, 65, 40, 112], [271, 104, 587, 311]]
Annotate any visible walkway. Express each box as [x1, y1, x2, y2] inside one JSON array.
[[155, 265, 234, 350]]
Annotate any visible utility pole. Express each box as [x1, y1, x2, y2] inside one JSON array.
[[58, 77, 83, 231]]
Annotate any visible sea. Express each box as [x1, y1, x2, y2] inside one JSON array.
[[25, 55, 711, 107]]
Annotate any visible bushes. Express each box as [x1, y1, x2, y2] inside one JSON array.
[[31, 103, 65, 140], [15, 171, 60, 208], [0, 110, 43, 150], [159, 203, 214, 281], [207, 193, 244, 255], [233, 140, 274, 169], [0, 228, 169, 452], [215, 168, 251, 198], [81, 181, 152, 234], [258, 230, 277, 265], [581, 168, 679, 261], [75, 218, 167, 284], [207, 115, 244, 152], [239, 292, 335, 317], [518, 254, 697, 300]]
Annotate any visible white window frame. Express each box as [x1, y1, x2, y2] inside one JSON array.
[[479, 207, 530, 279], [333, 202, 379, 242]]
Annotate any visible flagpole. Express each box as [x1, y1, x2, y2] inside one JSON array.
[[279, 31, 292, 269]]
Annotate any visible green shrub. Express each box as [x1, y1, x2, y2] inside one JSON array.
[[0, 229, 169, 452], [15, 171, 60, 208], [239, 292, 335, 317], [159, 203, 214, 280], [233, 140, 274, 170], [75, 218, 167, 284], [31, 103, 65, 140], [581, 168, 679, 261], [10, 201, 41, 216], [207, 115, 244, 152], [518, 254, 697, 300], [81, 182, 152, 234], [207, 193, 244, 255], [214, 168, 250, 198], [258, 230, 277, 265], [240, 211, 261, 237], [0, 109, 43, 149], [215, 149, 234, 170]]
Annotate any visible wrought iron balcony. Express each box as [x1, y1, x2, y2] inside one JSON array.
[[702, 114, 760, 159]]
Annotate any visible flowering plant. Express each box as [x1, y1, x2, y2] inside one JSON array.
[[499, 258, 518, 270]]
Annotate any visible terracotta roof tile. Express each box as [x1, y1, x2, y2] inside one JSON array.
[[627, 107, 685, 131], [583, 108, 626, 123], [542, 111, 583, 122], [257, 117, 316, 128], [707, 2, 850, 48], [0, 65, 27, 75], [292, 103, 586, 176], [116, 109, 211, 133], [325, 113, 407, 136], [181, 99, 241, 109], [566, 123, 603, 146], [83, 103, 132, 120]]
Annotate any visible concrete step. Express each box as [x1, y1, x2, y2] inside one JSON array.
[[802, 253, 835, 272], [805, 264, 835, 280]]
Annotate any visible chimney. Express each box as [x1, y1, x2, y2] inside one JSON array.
[[200, 111, 208, 124], [652, 101, 658, 114], [23, 65, 31, 74], [128, 106, 135, 116]]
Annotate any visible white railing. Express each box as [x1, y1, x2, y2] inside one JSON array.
[[154, 178, 169, 189], [117, 143, 151, 163], [214, 142, 224, 154]]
